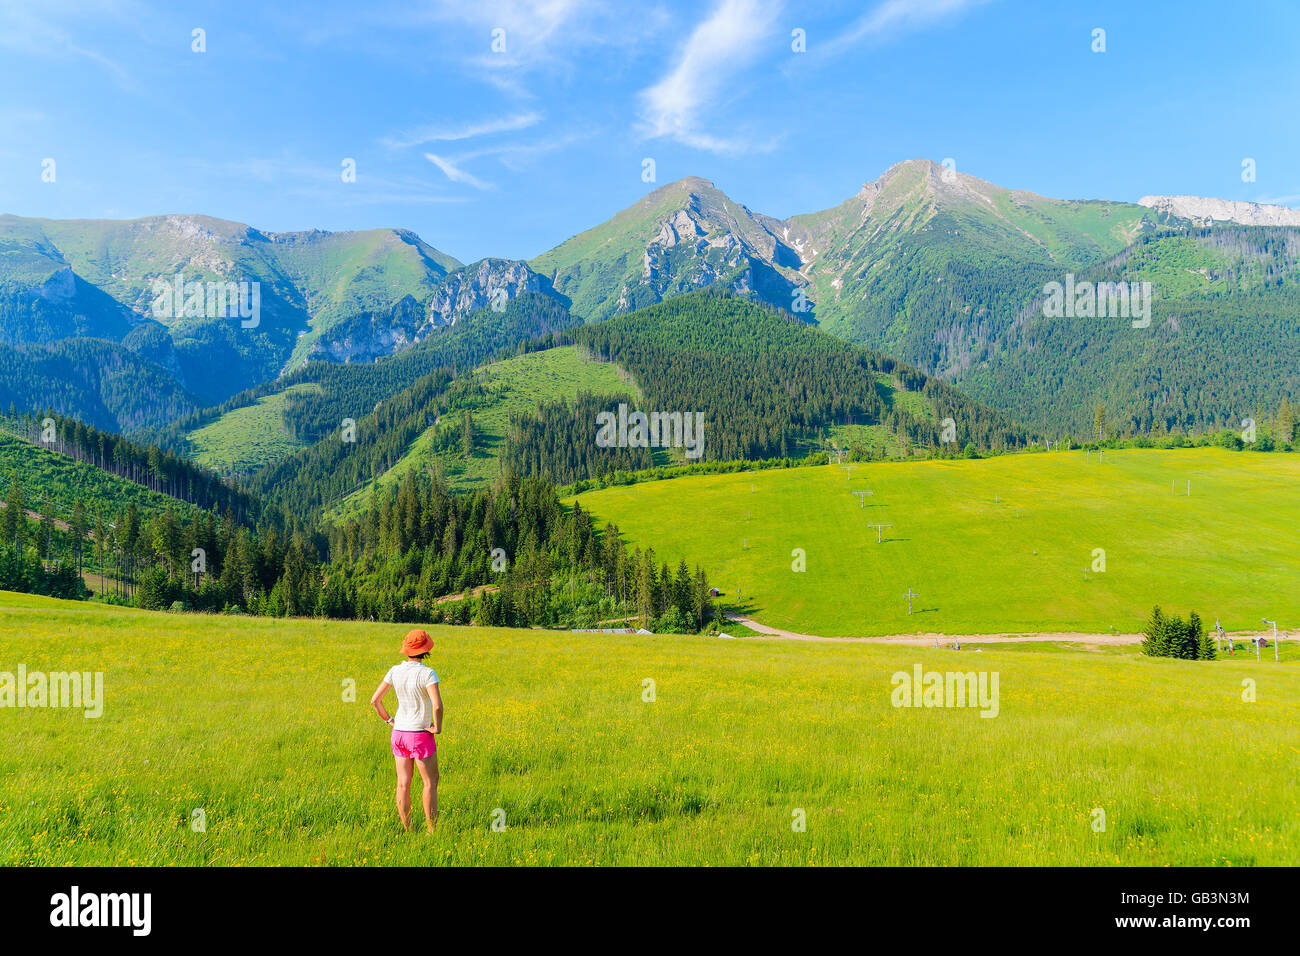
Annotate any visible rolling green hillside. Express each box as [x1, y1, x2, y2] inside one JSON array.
[[187, 383, 323, 475], [563, 289, 1026, 462], [172, 292, 579, 475], [281, 291, 1027, 523], [1, 410, 259, 523], [571, 447, 1300, 637], [0, 431, 203, 524], [327, 346, 639, 518]]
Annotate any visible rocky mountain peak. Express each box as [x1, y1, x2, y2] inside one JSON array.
[[1138, 195, 1300, 227]]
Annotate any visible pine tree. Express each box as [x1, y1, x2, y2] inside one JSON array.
[[673, 558, 693, 624], [1278, 397, 1295, 445], [693, 566, 713, 628], [637, 550, 655, 625], [2, 474, 24, 549], [1195, 614, 1216, 660], [93, 512, 107, 597], [38, 496, 56, 560], [1190, 613, 1206, 658], [71, 500, 87, 577], [1142, 605, 1168, 657]]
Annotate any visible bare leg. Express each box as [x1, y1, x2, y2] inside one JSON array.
[[415, 752, 439, 831], [394, 756, 414, 831]]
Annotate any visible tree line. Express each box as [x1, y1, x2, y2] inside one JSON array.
[[2, 409, 258, 522], [0, 462, 717, 634]]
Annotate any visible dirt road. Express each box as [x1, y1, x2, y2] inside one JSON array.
[[718, 612, 1275, 647]]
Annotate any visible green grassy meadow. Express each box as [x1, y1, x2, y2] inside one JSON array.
[[187, 383, 322, 474], [329, 346, 639, 518], [571, 448, 1300, 636], [0, 432, 201, 523], [811, 373, 938, 460], [1, 591, 1296, 866]]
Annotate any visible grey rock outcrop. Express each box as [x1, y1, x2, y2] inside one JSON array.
[[1138, 195, 1300, 227]]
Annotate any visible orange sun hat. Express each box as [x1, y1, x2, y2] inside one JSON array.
[[402, 629, 433, 656]]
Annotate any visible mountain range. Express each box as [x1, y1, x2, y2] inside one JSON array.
[[3, 159, 1298, 438]]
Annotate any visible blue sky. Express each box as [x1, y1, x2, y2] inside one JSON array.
[[2, 0, 1298, 263]]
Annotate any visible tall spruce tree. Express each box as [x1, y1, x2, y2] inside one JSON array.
[[1142, 605, 1168, 657]]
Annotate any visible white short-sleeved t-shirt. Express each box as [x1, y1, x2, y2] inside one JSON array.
[[384, 660, 440, 731]]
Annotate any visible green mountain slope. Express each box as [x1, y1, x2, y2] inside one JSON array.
[[530, 176, 804, 321], [0, 431, 204, 526], [0, 214, 466, 421], [0, 338, 201, 432], [531, 162, 1292, 440], [186, 383, 323, 474], [167, 291, 579, 474], [558, 288, 1026, 463], [790, 159, 1164, 372], [527, 160, 1164, 360], [268, 227, 462, 368], [326, 345, 640, 518], [956, 225, 1300, 436], [0, 409, 258, 524]]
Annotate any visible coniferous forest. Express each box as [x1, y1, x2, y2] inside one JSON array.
[[0, 449, 715, 633]]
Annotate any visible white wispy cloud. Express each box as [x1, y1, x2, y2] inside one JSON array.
[[400, 0, 675, 98], [425, 153, 494, 190], [382, 111, 543, 150], [414, 130, 592, 190], [638, 0, 784, 154], [0, 0, 138, 89], [423, 0, 602, 72], [454, 131, 591, 168], [818, 0, 991, 60], [185, 153, 470, 205], [388, 108, 570, 190]]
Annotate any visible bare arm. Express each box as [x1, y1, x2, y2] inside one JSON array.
[[370, 681, 393, 724], [428, 683, 443, 734]]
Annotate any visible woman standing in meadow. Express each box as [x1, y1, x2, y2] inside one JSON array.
[[371, 629, 444, 832]]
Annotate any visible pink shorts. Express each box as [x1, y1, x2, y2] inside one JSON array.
[[391, 729, 437, 759]]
